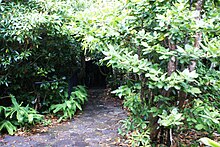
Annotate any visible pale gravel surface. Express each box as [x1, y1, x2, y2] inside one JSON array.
[[0, 88, 128, 147]]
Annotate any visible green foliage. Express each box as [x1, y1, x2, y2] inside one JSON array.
[[112, 84, 147, 117], [200, 137, 220, 147], [128, 130, 151, 147], [0, 120, 17, 135], [42, 119, 52, 127], [36, 79, 69, 110], [72, 0, 220, 145], [158, 108, 184, 128], [0, 0, 92, 135], [0, 95, 43, 135], [184, 99, 220, 133], [7, 95, 43, 124], [116, 84, 150, 145], [0, 0, 86, 106], [50, 86, 87, 122]]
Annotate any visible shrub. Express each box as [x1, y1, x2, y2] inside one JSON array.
[[50, 86, 87, 122], [0, 95, 43, 135]]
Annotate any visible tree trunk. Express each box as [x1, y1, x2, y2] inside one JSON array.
[[137, 45, 147, 103], [78, 52, 86, 84], [167, 41, 177, 76], [149, 39, 177, 143], [188, 0, 204, 72]]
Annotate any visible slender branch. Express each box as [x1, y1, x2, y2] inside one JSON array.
[[169, 128, 173, 146]]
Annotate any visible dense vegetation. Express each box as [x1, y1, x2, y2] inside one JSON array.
[[0, 0, 220, 146], [0, 0, 89, 135]]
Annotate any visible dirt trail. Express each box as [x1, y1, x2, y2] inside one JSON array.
[[0, 88, 127, 147]]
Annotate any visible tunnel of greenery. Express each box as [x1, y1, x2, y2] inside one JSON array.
[[0, 0, 220, 146]]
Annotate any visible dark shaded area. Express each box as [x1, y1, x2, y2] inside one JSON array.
[[0, 97, 11, 107], [67, 69, 79, 98], [0, 85, 9, 106], [85, 60, 111, 88], [67, 60, 111, 98]]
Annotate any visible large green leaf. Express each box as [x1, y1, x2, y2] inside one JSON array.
[[0, 120, 17, 135], [200, 137, 220, 147]]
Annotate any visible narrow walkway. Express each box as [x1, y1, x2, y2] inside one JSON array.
[[0, 88, 127, 147]]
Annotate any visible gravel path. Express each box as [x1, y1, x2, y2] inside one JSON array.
[[0, 88, 127, 147]]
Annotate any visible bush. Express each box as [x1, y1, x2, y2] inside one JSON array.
[[50, 86, 88, 122], [0, 95, 43, 135]]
